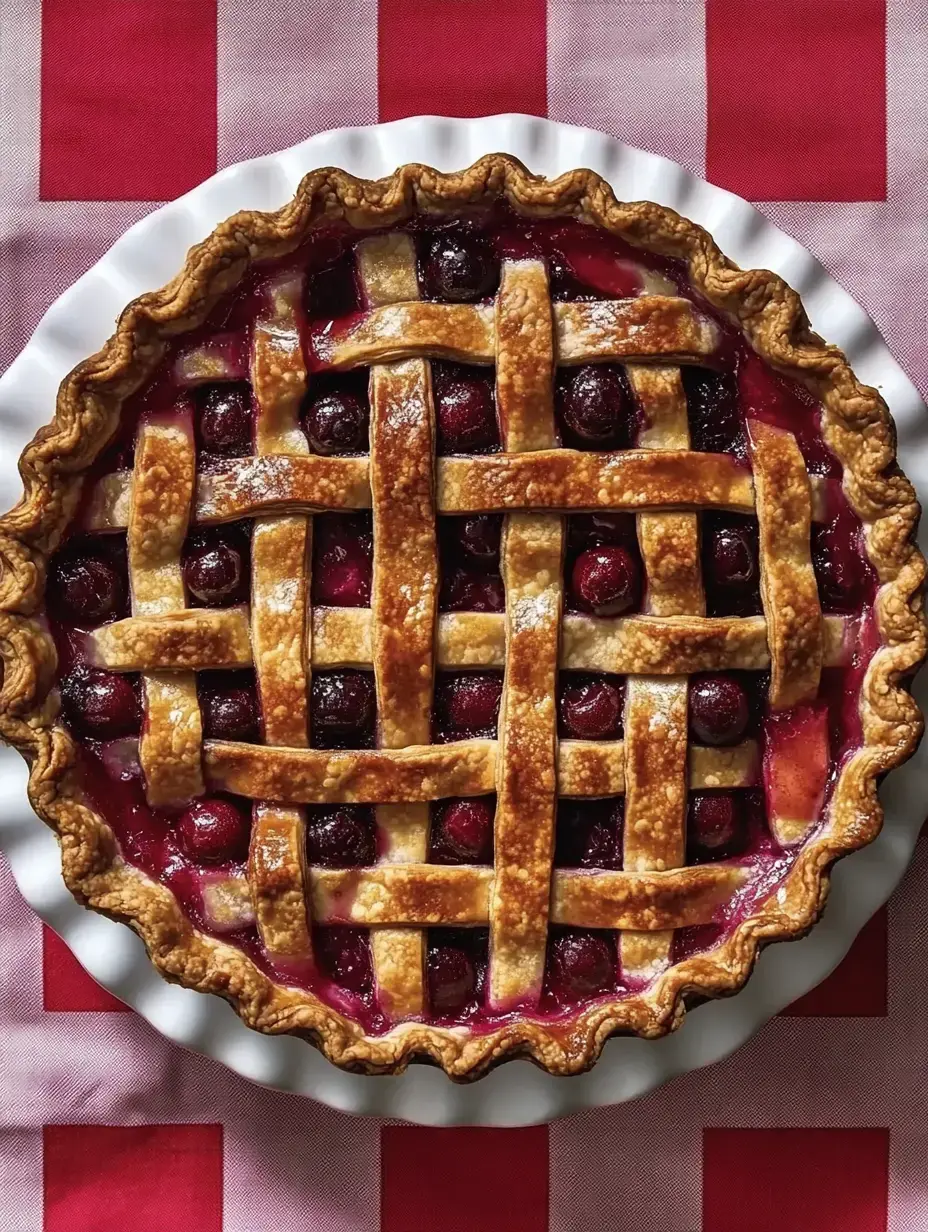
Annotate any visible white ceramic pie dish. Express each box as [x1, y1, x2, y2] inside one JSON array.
[[0, 114, 925, 1126]]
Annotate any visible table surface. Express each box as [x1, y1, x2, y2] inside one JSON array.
[[1, 2, 926, 1229]]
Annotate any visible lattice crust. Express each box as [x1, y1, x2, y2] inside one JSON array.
[[5, 155, 924, 1082]]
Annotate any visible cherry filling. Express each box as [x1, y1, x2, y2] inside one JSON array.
[[439, 515, 504, 613], [422, 231, 499, 303], [555, 799, 624, 870], [430, 797, 495, 864], [306, 249, 361, 320], [310, 671, 376, 749], [683, 367, 745, 456], [303, 372, 370, 455], [198, 671, 260, 742], [544, 928, 617, 1006], [433, 362, 500, 454], [311, 513, 373, 607], [557, 674, 624, 740], [314, 926, 373, 997], [60, 667, 141, 739], [195, 382, 252, 458], [434, 672, 503, 741], [427, 929, 488, 1019], [176, 796, 250, 864], [182, 528, 250, 607], [556, 364, 634, 449], [305, 805, 377, 867]]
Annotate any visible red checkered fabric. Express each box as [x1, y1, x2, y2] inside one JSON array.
[[1, 2, 926, 1227]]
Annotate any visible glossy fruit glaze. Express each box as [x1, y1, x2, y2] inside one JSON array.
[[46, 206, 879, 1033]]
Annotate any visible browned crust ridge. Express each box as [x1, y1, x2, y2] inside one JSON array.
[[0, 154, 923, 1080]]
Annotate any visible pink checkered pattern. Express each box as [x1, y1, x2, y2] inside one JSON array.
[[1, 2, 926, 1227]]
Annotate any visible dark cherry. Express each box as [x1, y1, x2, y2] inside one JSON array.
[[311, 672, 376, 739], [425, 232, 498, 303], [689, 675, 749, 746], [438, 673, 503, 736], [305, 806, 376, 868], [304, 388, 368, 455], [51, 556, 125, 625], [567, 513, 635, 551], [558, 677, 623, 740], [197, 383, 251, 456], [200, 678, 259, 742], [556, 801, 623, 870], [571, 546, 641, 615], [183, 534, 247, 606], [547, 930, 615, 1003], [812, 522, 862, 611], [432, 798, 494, 863], [557, 365, 630, 445], [60, 669, 140, 740], [177, 797, 250, 864], [307, 251, 360, 320], [428, 945, 477, 1016], [316, 927, 373, 995], [706, 522, 758, 591], [688, 792, 742, 859], [434, 366, 498, 454], [440, 567, 505, 613], [454, 516, 501, 569], [313, 515, 373, 608], [684, 368, 743, 454]]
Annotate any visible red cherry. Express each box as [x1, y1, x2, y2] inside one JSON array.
[[558, 677, 623, 740], [434, 365, 498, 454], [571, 546, 641, 615], [311, 672, 376, 745], [60, 669, 140, 739], [432, 798, 494, 863], [197, 383, 251, 456], [312, 515, 372, 607], [688, 793, 742, 859], [183, 534, 247, 606], [51, 555, 125, 625], [199, 676, 259, 742], [557, 365, 630, 446], [547, 930, 615, 1003], [706, 521, 758, 591], [689, 675, 749, 746], [304, 388, 368, 455], [438, 673, 503, 737], [305, 806, 376, 867], [428, 945, 477, 1016], [177, 797, 250, 863], [425, 232, 498, 303]]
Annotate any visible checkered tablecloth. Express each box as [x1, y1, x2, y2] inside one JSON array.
[[1, 2, 926, 1229]]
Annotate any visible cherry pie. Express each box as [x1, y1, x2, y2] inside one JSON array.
[[0, 155, 924, 1078]]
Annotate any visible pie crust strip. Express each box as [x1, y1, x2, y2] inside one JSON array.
[[247, 273, 313, 964], [127, 408, 204, 806], [359, 234, 438, 1020], [489, 259, 564, 1010], [622, 364, 702, 979]]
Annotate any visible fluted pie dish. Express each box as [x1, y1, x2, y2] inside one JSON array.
[[0, 154, 923, 1080]]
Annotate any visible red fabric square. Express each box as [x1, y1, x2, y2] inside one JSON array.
[[783, 907, 887, 1016], [378, 0, 547, 122], [703, 1128, 889, 1232], [44, 1124, 223, 1232], [706, 0, 887, 201], [43, 926, 129, 1013], [40, 0, 218, 201], [380, 1126, 548, 1232]]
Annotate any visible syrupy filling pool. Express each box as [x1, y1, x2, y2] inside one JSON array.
[[46, 207, 880, 1035]]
